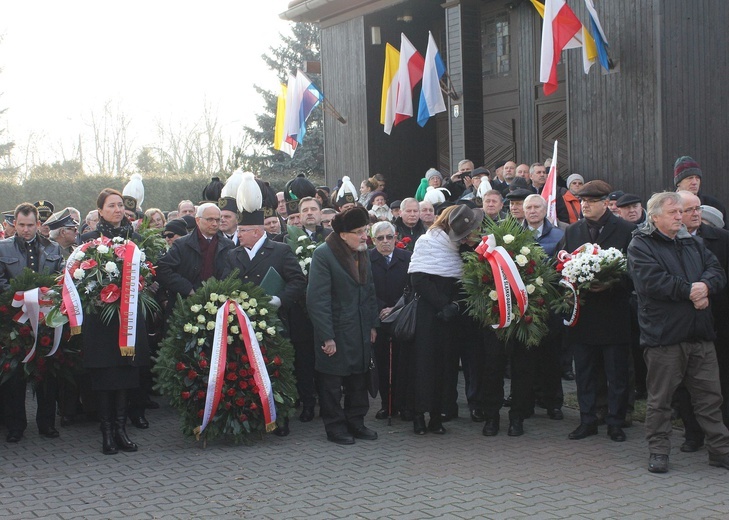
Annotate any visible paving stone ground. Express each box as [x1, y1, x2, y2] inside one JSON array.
[[2, 376, 729, 519]]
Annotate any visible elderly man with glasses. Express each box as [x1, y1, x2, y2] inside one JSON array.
[[369, 221, 413, 421]]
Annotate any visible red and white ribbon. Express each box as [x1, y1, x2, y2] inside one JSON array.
[[196, 300, 277, 437], [475, 235, 529, 329], [559, 279, 580, 326], [197, 302, 231, 436], [118, 241, 141, 356], [62, 254, 84, 335], [12, 287, 63, 363], [555, 243, 599, 327]]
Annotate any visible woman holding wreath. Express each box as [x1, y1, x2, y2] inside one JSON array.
[[79, 188, 150, 454]]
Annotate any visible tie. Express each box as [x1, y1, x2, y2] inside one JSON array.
[[385, 255, 391, 266], [532, 228, 539, 239]]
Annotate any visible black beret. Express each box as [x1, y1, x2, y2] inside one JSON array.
[[510, 177, 532, 191], [506, 188, 534, 201], [616, 193, 642, 208], [332, 206, 369, 234], [494, 160, 507, 170], [578, 180, 613, 199], [164, 219, 188, 237], [181, 215, 197, 232], [608, 190, 625, 202], [390, 200, 402, 210], [471, 167, 490, 178]]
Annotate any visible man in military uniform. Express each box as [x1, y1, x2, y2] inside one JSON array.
[[0, 203, 64, 442], [218, 196, 240, 245], [1, 212, 15, 238], [46, 209, 79, 259]]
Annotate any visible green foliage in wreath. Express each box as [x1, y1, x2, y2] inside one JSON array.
[[461, 217, 560, 347], [0, 269, 82, 387], [153, 273, 298, 445]]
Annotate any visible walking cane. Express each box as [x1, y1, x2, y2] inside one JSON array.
[[388, 338, 393, 426]]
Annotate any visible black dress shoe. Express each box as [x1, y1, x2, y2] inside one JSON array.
[[482, 419, 499, 437], [327, 431, 355, 445], [39, 426, 60, 438], [507, 418, 524, 437], [144, 399, 160, 410], [400, 410, 414, 421], [350, 425, 378, 440], [428, 417, 446, 434], [129, 415, 149, 429], [470, 409, 486, 423], [568, 422, 598, 440], [6, 431, 22, 443], [680, 439, 704, 453], [273, 418, 290, 437], [547, 408, 564, 420], [375, 409, 388, 420], [299, 406, 315, 422], [607, 425, 626, 442], [562, 369, 575, 381], [413, 414, 427, 435]]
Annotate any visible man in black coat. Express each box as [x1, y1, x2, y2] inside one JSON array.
[[628, 191, 729, 473], [157, 203, 235, 315], [394, 198, 426, 246], [558, 180, 635, 443], [369, 221, 412, 420], [0, 203, 64, 442], [673, 155, 728, 229], [676, 191, 729, 451]]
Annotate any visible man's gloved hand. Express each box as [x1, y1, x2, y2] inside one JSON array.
[[269, 296, 282, 309], [436, 302, 459, 321]]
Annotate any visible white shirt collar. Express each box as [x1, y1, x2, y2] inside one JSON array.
[[245, 232, 267, 260]]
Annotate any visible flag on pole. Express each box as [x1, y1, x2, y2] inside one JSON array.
[[283, 70, 324, 148], [380, 43, 400, 135], [532, 0, 597, 74], [417, 31, 447, 127], [274, 82, 296, 157], [540, 0, 583, 96], [584, 0, 610, 71], [541, 140, 560, 225], [394, 33, 425, 127]]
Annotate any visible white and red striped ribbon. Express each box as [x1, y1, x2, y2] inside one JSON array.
[[196, 300, 277, 437], [62, 254, 83, 334], [118, 242, 141, 356], [475, 234, 529, 329], [12, 287, 63, 363]]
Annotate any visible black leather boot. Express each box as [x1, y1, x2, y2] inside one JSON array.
[[114, 390, 138, 452], [98, 391, 118, 455]]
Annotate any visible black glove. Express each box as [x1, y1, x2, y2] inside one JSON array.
[[436, 302, 459, 321]]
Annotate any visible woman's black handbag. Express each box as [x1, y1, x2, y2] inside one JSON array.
[[382, 289, 419, 342]]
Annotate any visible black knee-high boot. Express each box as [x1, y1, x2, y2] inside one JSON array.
[[98, 391, 118, 455], [114, 389, 138, 452]]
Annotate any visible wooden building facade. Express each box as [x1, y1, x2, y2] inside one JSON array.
[[282, 0, 729, 204]]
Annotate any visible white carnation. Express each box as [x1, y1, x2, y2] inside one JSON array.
[[209, 293, 219, 302], [230, 325, 240, 334], [489, 290, 498, 301], [97, 245, 109, 254], [266, 327, 276, 336], [502, 234, 515, 244], [190, 304, 202, 313], [255, 332, 263, 341], [520, 247, 531, 255], [197, 338, 205, 346], [191, 326, 199, 334], [515, 254, 528, 267], [197, 315, 206, 324], [296, 246, 304, 255], [112, 236, 124, 243], [73, 268, 85, 280], [298, 235, 307, 242], [259, 308, 268, 316], [526, 284, 535, 294], [535, 276, 544, 287], [183, 323, 193, 333], [103, 261, 118, 274]]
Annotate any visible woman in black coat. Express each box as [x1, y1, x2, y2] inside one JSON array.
[[79, 188, 150, 454], [406, 205, 484, 435]]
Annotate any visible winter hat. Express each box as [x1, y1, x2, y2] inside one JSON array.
[[578, 180, 612, 199], [674, 156, 702, 186], [566, 173, 584, 188], [425, 168, 443, 182], [331, 206, 369, 234], [701, 205, 724, 228], [448, 205, 485, 242], [164, 219, 188, 237]]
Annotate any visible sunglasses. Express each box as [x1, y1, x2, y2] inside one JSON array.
[[374, 234, 395, 241], [163, 233, 175, 239]]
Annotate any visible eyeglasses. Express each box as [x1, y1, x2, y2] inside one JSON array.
[[374, 234, 395, 241], [200, 217, 221, 223], [163, 233, 175, 239], [684, 206, 702, 214]]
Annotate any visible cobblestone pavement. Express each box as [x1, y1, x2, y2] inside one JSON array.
[[2, 378, 729, 520]]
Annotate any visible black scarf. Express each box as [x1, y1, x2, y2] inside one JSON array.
[[96, 216, 135, 240], [586, 210, 611, 242]]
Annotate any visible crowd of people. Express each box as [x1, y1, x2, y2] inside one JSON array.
[[2, 155, 729, 474]]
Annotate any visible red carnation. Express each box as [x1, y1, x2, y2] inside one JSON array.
[[181, 391, 191, 400], [227, 361, 237, 371], [80, 259, 98, 270], [524, 315, 533, 324], [536, 298, 546, 307], [238, 380, 248, 390], [241, 355, 249, 363], [402, 237, 412, 244], [273, 370, 280, 378], [226, 372, 237, 381], [249, 402, 258, 410], [239, 414, 248, 422], [529, 259, 536, 267], [273, 356, 282, 366], [249, 367, 256, 375], [226, 388, 235, 396], [2, 362, 11, 372], [175, 362, 186, 371], [396, 242, 405, 249], [238, 368, 247, 377], [0, 305, 8, 314], [187, 369, 198, 379], [100, 284, 121, 304], [199, 359, 209, 369], [235, 397, 245, 407], [196, 390, 206, 400], [40, 336, 51, 347], [9, 345, 21, 355], [263, 356, 269, 364], [224, 402, 232, 410], [525, 266, 534, 275], [481, 274, 492, 284], [197, 409, 204, 418]]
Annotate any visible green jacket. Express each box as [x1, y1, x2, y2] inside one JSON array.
[[306, 242, 378, 376]]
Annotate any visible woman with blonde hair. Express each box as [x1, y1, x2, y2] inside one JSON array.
[[144, 208, 166, 229]]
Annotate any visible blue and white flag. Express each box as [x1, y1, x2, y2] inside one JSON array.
[[584, 0, 610, 72], [417, 31, 447, 127]]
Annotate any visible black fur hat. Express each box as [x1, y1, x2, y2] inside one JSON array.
[[331, 206, 369, 234]]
